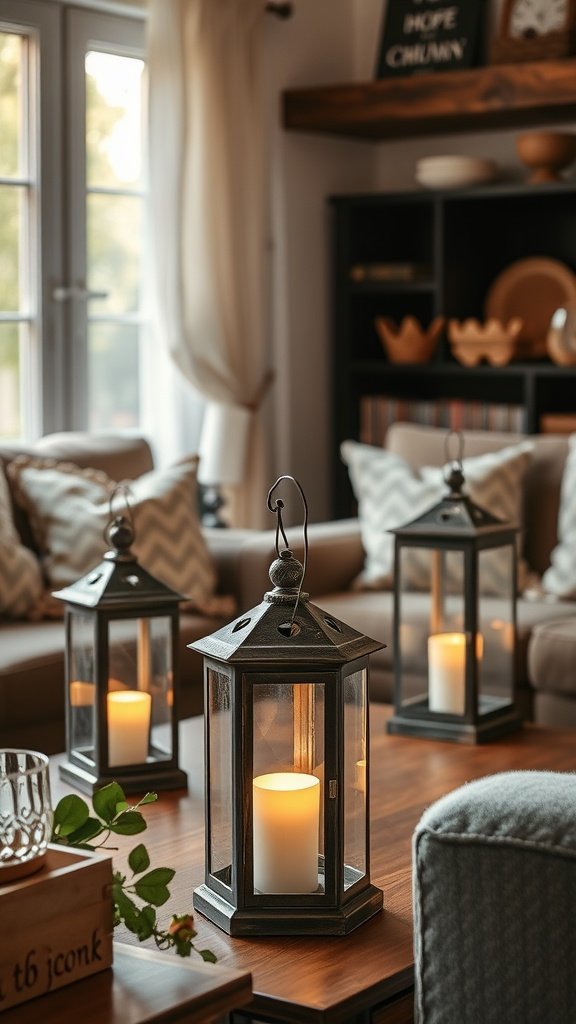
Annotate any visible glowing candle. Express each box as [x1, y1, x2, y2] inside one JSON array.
[[428, 633, 466, 715], [107, 691, 151, 766], [253, 772, 320, 893], [70, 681, 94, 707], [355, 758, 367, 793]]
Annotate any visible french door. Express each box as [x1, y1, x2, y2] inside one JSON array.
[[0, 0, 146, 441]]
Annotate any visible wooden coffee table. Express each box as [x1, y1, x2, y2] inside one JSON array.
[[46, 705, 576, 1024]]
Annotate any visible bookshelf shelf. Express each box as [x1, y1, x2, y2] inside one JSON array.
[[331, 183, 576, 517]]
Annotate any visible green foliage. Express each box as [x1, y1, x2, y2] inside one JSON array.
[[51, 782, 215, 962]]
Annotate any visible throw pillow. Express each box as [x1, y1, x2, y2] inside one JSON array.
[[542, 434, 576, 598], [7, 454, 227, 615], [0, 466, 44, 618], [340, 439, 534, 595]]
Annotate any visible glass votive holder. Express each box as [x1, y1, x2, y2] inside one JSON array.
[[0, 750, 53, 883]]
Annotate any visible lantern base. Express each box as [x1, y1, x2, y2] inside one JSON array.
[[59, 759, 188, 795], [193, 881, 383, 936], [387, 706, 523, 744]]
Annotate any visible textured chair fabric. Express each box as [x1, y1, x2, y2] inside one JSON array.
[[413, 771, 576, 1024]]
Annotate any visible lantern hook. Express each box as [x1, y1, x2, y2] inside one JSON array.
[[444, 430, 466, 496], [104, 483, 136, 548], [267, 475, 308, 626]]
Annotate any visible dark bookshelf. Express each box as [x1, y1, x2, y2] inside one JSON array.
[[331, 182, 576, 518]]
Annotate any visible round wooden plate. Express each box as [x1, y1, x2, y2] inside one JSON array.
[[485, 257, 576, 355]]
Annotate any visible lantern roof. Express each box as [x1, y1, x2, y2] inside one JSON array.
[[52, 515, 183, 610], [190, 549, 384, 665], [389, 464, 519, 542]]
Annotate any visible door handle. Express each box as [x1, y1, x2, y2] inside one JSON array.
[[52, 285, 109, 302]]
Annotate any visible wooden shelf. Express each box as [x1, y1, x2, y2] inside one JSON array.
[[283, 59, 576, 141]]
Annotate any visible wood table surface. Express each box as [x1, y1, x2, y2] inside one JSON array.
[[48, 705, 576, 1024]]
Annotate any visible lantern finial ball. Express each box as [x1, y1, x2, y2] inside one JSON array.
[[268, 549, 304, 591]]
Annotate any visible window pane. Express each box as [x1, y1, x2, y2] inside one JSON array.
[[0, 186, 22, 311], [0, 321, 21, 438], [85, 50, 144, 189], [88, 321, 140, 429], [87, 192, 142, 314], [0, 32, 22, 178]]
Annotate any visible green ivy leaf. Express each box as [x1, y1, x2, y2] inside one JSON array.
[[93, 782, 126, 824], [52, 794, 89, 837], [114, 889, 143, 935], [198, 948, 218, 963], [138, 792, 158, 806], [110, 811, 147, 836], [137, 905, 156, 941], [66, 817, 104, 846], [134, 867, 175, 906], [128, 843, 150, 875]]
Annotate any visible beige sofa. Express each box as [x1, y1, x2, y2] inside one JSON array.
[[1, 423, 575, 756]]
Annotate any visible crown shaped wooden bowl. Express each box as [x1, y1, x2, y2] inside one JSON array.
[[448, 317, 527, 366], [375, 315, 445, 364]]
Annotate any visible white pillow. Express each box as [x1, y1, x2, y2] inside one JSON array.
[[8, 454, 230, 615], [340, 439, 534, 595], [542, 435, 576, 598]]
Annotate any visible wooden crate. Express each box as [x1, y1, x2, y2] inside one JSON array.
[[0, 845, 113, 1013]]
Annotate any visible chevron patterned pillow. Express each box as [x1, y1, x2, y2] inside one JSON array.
[[8, 454, 222, 614], [542, 434, 576, 598], [0, 467, 44, 618], [341, 438, 534, 595]]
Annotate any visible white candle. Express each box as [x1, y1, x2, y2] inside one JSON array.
[[107, 691, 151, 766], [253, 772, 320, 893], [428, 633, 466, 715]]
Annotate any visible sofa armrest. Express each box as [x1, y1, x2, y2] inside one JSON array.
[[205, 520, 364, 613]]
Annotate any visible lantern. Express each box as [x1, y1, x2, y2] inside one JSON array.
[[53, 494, 187, 794], [190, 477, 385, 935], [388, 440, 522, 743]]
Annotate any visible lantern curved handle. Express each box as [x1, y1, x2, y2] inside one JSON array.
[[104, 483, 135, 546], [267, 475, 309, 626]]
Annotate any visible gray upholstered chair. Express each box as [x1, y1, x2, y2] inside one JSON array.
[[413, 771, 576, 1024]]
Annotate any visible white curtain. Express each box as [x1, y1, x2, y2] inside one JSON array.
[[147, 0, 271, 527]]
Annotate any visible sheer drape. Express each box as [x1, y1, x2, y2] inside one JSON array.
[[147, 0, 270, 526]]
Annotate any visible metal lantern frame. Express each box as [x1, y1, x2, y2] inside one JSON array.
[[190, 477, 385, 936], [54, 502, 187, 795], [387, 455, 523, 744]]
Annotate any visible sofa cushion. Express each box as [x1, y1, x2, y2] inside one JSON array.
[[340, 438, 534, 594], [0, 467, 43, 618], [542, 435, 576, 598], [7, 454, 226, 614]]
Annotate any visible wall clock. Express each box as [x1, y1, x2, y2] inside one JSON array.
[[490, 0, 576, 63]]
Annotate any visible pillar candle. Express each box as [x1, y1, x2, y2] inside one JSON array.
[[428, 633, 466, 714], [253, 772, 320, 893], [107, 690, 152, 766]]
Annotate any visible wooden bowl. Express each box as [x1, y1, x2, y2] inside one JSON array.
[[516, 132, 576, 184], [448, 317, 526, 366], [375, 315, 444, 364]]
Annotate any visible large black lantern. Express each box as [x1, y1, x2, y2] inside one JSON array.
[[190, 477, 385, 936], [53, 494, 187, 794], [388, 441, 522, 743]]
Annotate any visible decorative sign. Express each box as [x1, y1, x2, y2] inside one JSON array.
[[376, 0, 485, 78]]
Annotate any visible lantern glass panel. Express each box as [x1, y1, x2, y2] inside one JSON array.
[[343, 668, 367, 890], [252, 681, 324, 895], [207, 667, 233, 887], [477, 544, 515, 713], [106, 616, 172, 768], [397, 546, 466, 711], [69, 612, 97, 758]]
